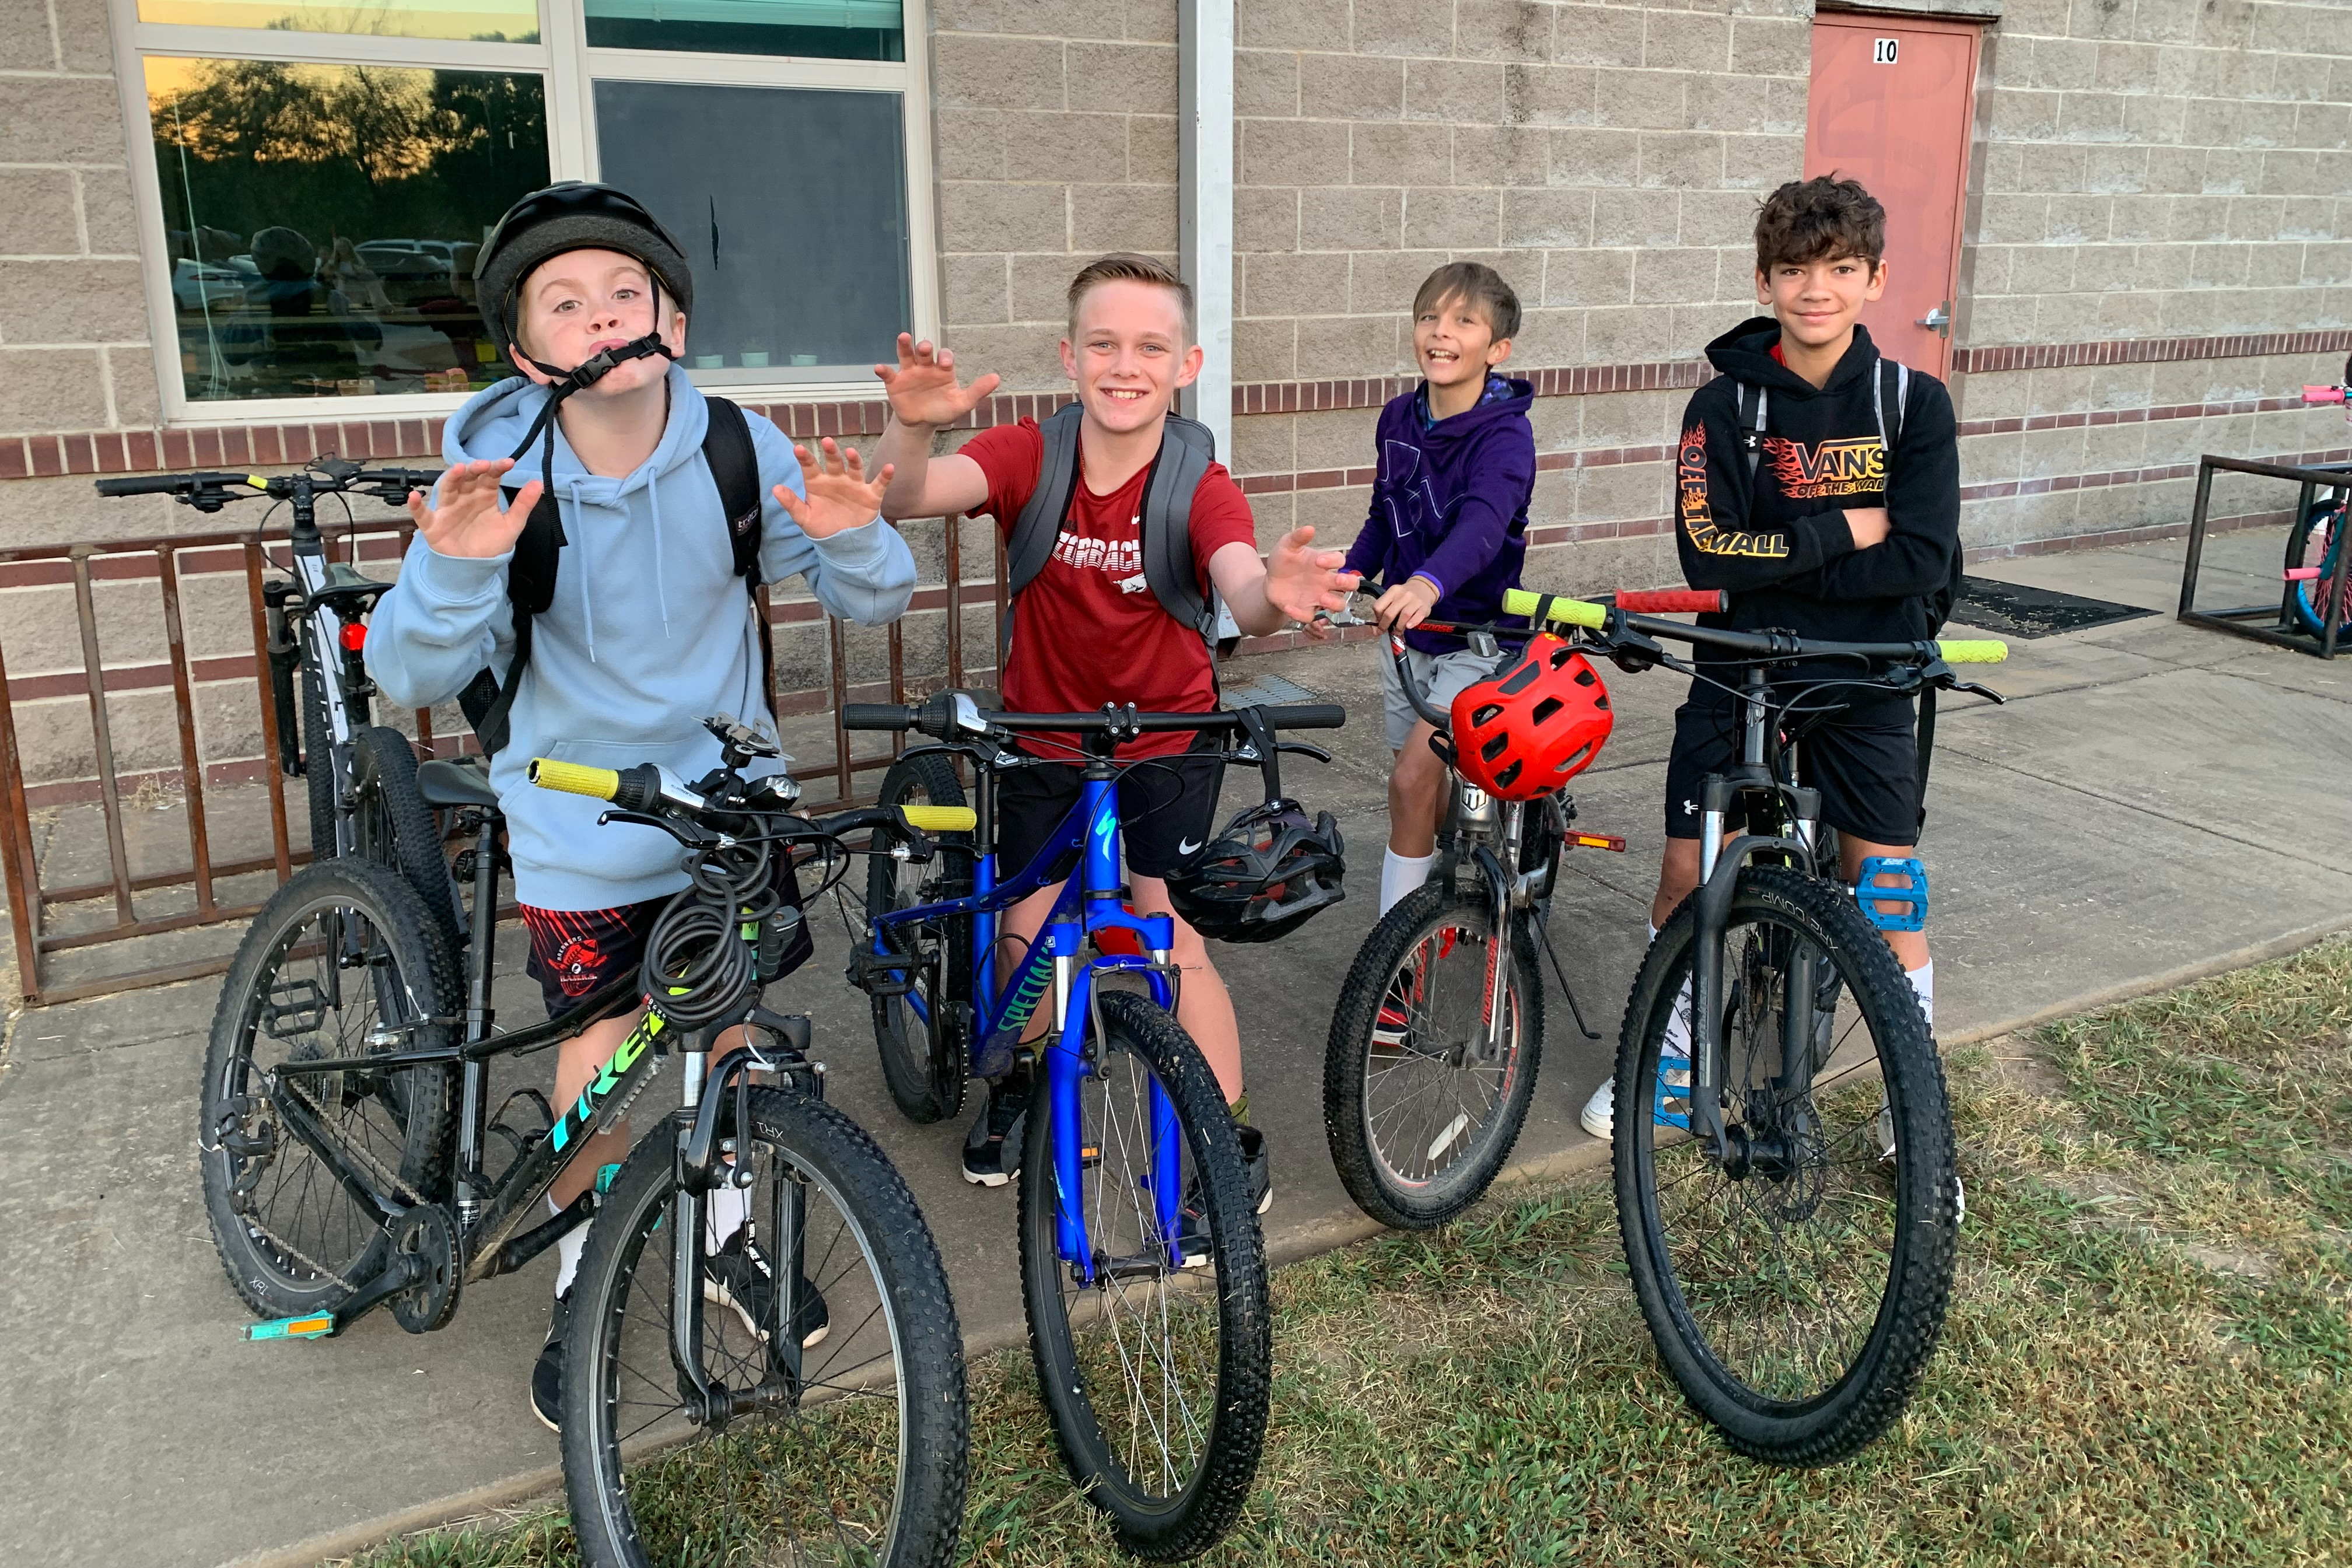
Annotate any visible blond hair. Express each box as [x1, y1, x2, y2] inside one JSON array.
[[1066, 253, 1195, 344]]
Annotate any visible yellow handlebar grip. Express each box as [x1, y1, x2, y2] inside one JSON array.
[[1936, 639, 2010, 664], [528, 758, 622, 800], [1502, 588, 1608, 629], [899, 804, 977, 833]]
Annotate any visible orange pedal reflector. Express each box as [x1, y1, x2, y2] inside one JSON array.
[[1571, 833, 1628, 852]]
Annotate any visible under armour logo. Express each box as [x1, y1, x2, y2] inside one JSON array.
[[1681, 799, 1698, 816]]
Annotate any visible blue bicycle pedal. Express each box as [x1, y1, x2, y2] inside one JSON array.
[[245, 1312, 335, 1341], [1853, 857, 1927, 932], [1653, 1052, 1692, 1130]]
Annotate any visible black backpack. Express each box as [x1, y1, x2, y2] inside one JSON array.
[[457, 393, 767, 755], [1000, 401, 1229, 670]]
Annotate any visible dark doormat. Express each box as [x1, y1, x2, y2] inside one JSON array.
[[1951, 576, 2155, 638]]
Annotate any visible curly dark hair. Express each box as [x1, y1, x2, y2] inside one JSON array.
[[1754, 175, 1887, 273]]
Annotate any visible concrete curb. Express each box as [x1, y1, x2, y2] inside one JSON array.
[[216, 915, 2350, 1568]]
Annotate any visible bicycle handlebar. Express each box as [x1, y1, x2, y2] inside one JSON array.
[[93, 463, 442, 503], [527, 755, 979, 839], [1612, 588, 1729, 614], [94, 471, 261, 498], [1500, 589, 2008, 665], [842, 699, 1346, 736], [2304, 385, 2347, 405]]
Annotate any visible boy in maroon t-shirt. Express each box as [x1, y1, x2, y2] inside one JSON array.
[[870, 252, 1357, 1200]]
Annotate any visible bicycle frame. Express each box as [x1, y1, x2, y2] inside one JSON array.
[[870, 758, 1186, 1279]]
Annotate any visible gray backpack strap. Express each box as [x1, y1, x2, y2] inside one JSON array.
[[1000, 402, 1086, 668], [1141, 411, 1217, 645], [1737, 380, 1768, 479]]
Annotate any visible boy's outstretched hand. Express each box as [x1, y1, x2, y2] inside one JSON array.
[[778, 437, 892, 540], [1264, 526, 1361, 624], [876, 334, 1000, 428], [405, 458, 541, 559]]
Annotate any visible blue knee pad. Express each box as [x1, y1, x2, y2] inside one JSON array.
[[1854, 857, 1927, 932]]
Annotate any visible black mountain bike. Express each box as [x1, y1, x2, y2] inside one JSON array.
[[199, 716, 968, 1568], [96, 459, 460, 940], [1509, 587, 2007, 1464]]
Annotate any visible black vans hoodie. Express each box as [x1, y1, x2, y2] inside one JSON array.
[[1675, 318, 1961, 663]]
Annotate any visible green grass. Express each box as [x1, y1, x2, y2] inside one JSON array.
[[354, 941, 2352, 1567]]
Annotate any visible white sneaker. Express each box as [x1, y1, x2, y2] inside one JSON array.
[[1578, 1078, 1615, 1139]]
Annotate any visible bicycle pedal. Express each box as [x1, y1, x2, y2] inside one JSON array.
[[1852, 857, 1927, 932], [245, 1312, 335, 1341], [1653, 1052, 1693, 1130]]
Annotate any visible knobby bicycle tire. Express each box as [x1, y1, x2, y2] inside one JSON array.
[[298, 664, 338, 864], [864, 752, 971, 1124], [562, 1090, 969, 1568], [2291, 498, 2350, 639], [1016, 992, 1270, 1559], [200, 859, 460, 1319], [349, 725, 461, 949], [1613, 864, 1957, 1465], [1323, 880, 1544, 1230]]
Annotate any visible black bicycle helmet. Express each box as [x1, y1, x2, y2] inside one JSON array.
[[474, 181, 694, 375], [1166, 799, 1346, 944]]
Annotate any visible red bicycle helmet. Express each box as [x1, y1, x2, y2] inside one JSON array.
[[1449, 634, 1614, 799]]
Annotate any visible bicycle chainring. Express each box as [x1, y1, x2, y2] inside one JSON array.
[[388, 1203, 462, 1334]]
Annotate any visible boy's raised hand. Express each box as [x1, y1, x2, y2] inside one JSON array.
[[778, 438, 893, 540], [876, 334, 1000, 429], [405, 458, 541, 559], [1263, 526, 1361, 623]]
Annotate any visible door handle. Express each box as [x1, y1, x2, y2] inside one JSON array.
[[1916, 300, 1952, 338]]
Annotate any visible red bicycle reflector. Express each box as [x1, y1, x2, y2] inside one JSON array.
[[340, 623, 368, 652]]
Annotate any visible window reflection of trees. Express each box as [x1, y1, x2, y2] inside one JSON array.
[[152, 60, 547, 401]]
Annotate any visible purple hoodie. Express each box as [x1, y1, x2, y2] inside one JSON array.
[[1342, 373, 1536, 653]]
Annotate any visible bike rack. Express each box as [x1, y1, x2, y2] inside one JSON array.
[[2178, 453, 2352, 659]]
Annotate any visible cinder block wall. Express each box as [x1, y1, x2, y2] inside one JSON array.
[[1226, 0, 1815, 593], [1952, 0, 2352, 545]]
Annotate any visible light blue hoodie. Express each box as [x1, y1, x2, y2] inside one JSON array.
[[367, 364, 915, 909]]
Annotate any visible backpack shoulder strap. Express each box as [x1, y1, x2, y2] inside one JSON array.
[[1736, 380, 1768, 480], [1875, 356, 1908, 457], [1141, 413, 1217, 645], [1000, 402, 1086, 669], [463, 483, 564, 754], [698, 393, 764, 585]]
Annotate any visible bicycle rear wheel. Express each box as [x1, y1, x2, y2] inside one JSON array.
[[349, 725, 460, 947], [1322, 880, 1543, 1229], [864, 752, 971, 1124], [563, 1088, 968, 1568], [1614, 864, 1957, 1465], [1016, 991, 1270, 1559], [200, 860, 459, 1319], [298, 664, 338, 863], [2290, 496, 2350, 638]]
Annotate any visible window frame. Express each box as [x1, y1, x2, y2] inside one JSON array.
[[108, 0, 938, 424]]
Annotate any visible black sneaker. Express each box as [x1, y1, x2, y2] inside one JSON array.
[[704, 1230, 830, 1349], [1236, 1123, 1272, 1216], [530, 1290, 570, 1433], [961, 1077, 1030, 1188]]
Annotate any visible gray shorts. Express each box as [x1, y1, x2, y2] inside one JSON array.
[[1379, 643, 1501, 752]]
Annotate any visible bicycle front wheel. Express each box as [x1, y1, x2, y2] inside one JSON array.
[[1016, 991, 1270, 1559], [200, 859, 459, 1319], [2290, 496, 2350, 638], [563, 1088, 968, 1568], [1614, 864, 1957, 1465], [1322, 880, 1543, 1229]]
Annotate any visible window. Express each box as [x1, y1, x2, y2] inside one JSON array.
[[116, 0, 935, 418]]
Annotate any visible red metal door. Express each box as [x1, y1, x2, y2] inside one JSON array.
[[1804, 15, 1982, 380]]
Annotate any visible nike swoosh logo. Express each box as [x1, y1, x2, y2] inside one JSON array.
[[1178, 837, 1203, 856]]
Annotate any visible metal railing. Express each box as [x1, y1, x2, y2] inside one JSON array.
[[0, 515, 1002, 1006]]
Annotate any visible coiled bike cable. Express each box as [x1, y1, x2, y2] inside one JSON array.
[[639, 839, 780, 1028]]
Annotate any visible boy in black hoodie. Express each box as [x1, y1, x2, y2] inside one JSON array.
[[1581, 174, 1961, 1140]]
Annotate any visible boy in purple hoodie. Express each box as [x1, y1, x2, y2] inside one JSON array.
[[1343, 262, 1537, 914]]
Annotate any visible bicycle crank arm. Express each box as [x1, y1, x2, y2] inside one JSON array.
[[244, 1246, 424, 1341]]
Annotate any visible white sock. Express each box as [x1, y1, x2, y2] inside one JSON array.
[[706, 1182, 751, 1251], [1379, 848, 1437, 915], [1906, 960, 1934, 1027], [551, 1194, 586, 1297]]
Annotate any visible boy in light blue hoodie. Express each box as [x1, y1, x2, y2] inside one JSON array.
[[366, 183, 915, 1429]]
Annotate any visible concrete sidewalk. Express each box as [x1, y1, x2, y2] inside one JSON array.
[[2, 531, 2345, 1568]]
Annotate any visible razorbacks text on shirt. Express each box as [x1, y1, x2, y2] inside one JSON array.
[[1051, 519, 1149, 592]]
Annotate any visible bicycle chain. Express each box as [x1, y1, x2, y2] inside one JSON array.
[[230, 1074, 429, 1290]]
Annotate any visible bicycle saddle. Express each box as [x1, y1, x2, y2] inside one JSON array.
[[418, 757, 498, 809]]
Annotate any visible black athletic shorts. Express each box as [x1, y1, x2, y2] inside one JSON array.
[[1662, 689, 1921, 848], [521, 851, 809, 1018], [996, 735, 1225, 883]]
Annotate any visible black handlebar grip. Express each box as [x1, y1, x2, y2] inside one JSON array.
[[93, 475, 192, 497], [1260, 704, 1348, 731], [841, 703, 918, 731]]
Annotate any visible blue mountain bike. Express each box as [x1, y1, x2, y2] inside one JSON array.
[[844, 692, 1343, 1559]]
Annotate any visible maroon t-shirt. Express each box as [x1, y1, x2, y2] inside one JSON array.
[[964, 417, 1257, 760]]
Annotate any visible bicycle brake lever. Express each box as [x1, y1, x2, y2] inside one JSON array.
[[1275, 740, 1334, 765], [596, 806, 710, 845], [1947, 679, 2006, 704]]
